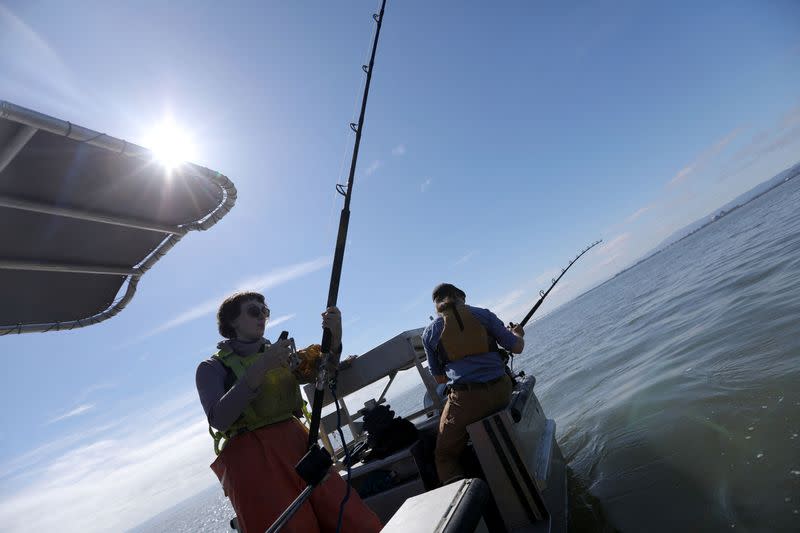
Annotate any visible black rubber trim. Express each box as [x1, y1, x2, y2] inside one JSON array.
[[441, 478, 489, 533], [493, 414, 549, 521], [482, 419, 537, 524]]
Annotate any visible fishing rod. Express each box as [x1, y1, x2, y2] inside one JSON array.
[[308, 0, 386, 449], [514, 240, 602, 328], [266, 2, 387, 532]]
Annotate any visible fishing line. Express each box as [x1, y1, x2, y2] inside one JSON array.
[[330, 380, 353, 533], [326, 1, 384, 239]]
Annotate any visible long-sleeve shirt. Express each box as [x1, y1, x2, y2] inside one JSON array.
[[195, 338, 267, 432], [422, 305, 518, 384]]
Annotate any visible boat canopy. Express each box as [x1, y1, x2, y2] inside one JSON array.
[[0, 101, 237, 334]]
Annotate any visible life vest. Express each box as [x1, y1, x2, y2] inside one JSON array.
[[208, 345, 304, 455], [438, 303, 493, 361]]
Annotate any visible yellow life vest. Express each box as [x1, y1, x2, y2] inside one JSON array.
[[439, 303, 491, 361], [209, 345, 303, 455]]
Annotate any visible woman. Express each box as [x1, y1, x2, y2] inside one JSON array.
[[196, 291, 382, 533]]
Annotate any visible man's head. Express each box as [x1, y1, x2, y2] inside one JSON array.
[[217, 291, 270, 340], [432, 283, 466, 313]]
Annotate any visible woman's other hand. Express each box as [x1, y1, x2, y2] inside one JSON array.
[[244, 339, 293, 390], [322, 306, 342, 353]]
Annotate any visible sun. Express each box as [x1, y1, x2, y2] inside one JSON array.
[[142, 119, 196, 171]]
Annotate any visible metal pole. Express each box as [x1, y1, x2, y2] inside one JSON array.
[[265, 485, 316, 533]]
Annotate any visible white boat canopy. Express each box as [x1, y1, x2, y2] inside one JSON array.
[[0, 100, 237, 334]]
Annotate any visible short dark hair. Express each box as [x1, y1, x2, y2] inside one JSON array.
[[431, 283, 466, 302], [217, 292, 265, 339]]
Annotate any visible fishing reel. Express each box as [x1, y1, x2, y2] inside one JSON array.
[[278, 330, 302, 371]]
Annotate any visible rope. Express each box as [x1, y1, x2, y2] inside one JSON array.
[[330, 375, 353, 533]]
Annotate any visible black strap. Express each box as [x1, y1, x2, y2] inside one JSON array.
[[451, 304, 465, 330], [223, 365, 237, 392]]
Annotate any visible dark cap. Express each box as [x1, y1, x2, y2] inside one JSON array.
[[432, 283, 466, 302]]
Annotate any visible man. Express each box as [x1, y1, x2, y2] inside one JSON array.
[[422, 283, 525, 484]]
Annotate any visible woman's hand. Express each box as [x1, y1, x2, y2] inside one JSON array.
[[322, 306, 342, 353], [322, 306, 343, 372], [244, 339, 293, 390]]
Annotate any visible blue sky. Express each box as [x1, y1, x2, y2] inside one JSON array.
[[1, 1, 799, 530]]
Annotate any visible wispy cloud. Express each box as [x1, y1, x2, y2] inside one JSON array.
[[625, 204, 655, 223], [47, 404, 95, 425], [669, 165, 694, 186], [0, 391, 216, 533], [364, 160, 382, 176], [722, 106, 800, 178], [668, 127, 743, 187], [485, 288, 527, 319], [71, 382, 117, 404], [391, 144, 406, 156], [592, 233, 631, 270], [452, 250, 478, 267], [534, 268, 561, 286], [233, 256, 330, 292], [0, 4, 86, 110], [132, 256, 330, 342], [400, 291, 430, 313], [421, 178, 432, 192], [343, 316, 361, 328], [598, 233, 630, 256], [265, 313, 295, 331]]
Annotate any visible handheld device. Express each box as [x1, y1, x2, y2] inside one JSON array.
[[279, 330, 299, 370]]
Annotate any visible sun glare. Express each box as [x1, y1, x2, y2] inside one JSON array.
[[142, 119, 196, 171]]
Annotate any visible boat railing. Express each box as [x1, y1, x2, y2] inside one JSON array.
[[303, 328, 443, 459]]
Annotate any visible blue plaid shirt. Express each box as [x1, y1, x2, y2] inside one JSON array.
[[422, 305, 518, 384]]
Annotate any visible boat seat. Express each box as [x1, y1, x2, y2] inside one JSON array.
[[380, 478, 490, 533], [347, 440, 421, 479]]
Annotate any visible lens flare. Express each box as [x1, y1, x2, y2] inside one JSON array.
[[142, 119, 196, 172]]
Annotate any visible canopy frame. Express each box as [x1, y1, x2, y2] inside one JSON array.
[[0, 100, 237, 334]]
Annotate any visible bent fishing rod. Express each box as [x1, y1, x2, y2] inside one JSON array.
[[513, 239, 602, 328], [266, 2, 387, 532]]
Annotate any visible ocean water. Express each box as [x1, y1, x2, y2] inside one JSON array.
[[135, 174, 800, 532]]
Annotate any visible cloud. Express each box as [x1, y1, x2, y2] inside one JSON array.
[[598, 233, 630, 256], [421, 178, 432, 192], [668, 127, 743, 187], [265, 313, 295, 331], [485, 288, 527, 319], [452, 250, 478, 267], [134, 256, 330, 341], [342, 316, 361, 328], [400, 291, 430, 313], [0, 4, 86, 110], [391, 144, 406, 156], [233, 256, 331, 292], [720, 105, 800, 179], [364, 160, 382, 176], [625, 204, 655, 223], [0, 391, 217, 533], [47, 404, 95, 424], [534, 268, 562, 286], [669, 165, 694, 186]]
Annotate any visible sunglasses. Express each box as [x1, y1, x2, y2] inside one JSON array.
[[246, 304, 270, 319]]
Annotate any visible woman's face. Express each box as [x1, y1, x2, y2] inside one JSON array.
[[231, 299, 270, 340]]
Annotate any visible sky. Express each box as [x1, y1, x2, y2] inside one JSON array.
[[1, 0, 799, 530]]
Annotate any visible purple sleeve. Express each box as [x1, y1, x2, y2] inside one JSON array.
[[474, 307, 519, 351], [196, 359, 258, 433], [423, 321, 445, 376]]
